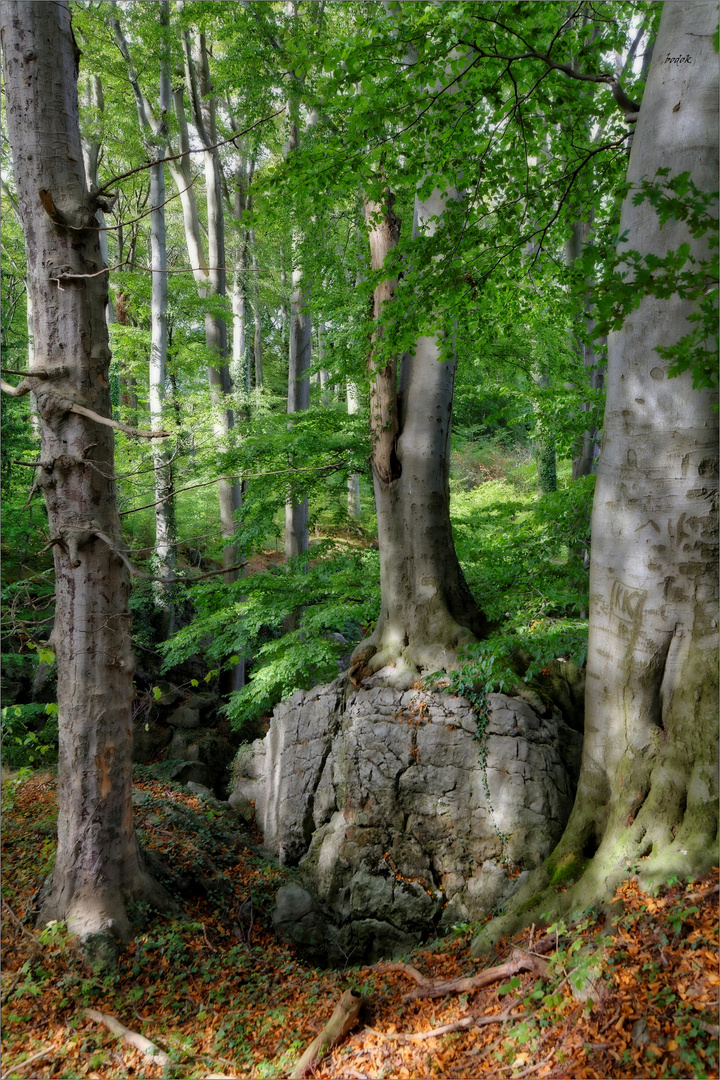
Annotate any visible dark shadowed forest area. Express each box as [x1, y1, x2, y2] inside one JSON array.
[[1, 1, 717, 1078]]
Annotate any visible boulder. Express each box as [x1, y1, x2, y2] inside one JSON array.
[[227, 788, 255, 823], [272, 883, 327, 962], [231, 674, 583, 962], [171, 761, 213, 787], [167, 705, 201, 729]]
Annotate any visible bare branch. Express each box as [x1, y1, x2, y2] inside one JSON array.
[[67, 402, 171, 439], [94, 109, 285, 195]]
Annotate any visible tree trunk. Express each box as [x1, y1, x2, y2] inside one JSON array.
[[0, 0, 171, 947], [231, 179, 248, 393], [346, 381, 361, 518], [249, 228, 263, 389], [285, 265, 312, 559], [473, 0, 718, 954], [148, 8, 176, 634], [185, 29, 243, 581], [567, 212, 603, 482], [351, 188, 488, 688]]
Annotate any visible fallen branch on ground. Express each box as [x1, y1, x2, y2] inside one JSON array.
[[402, 949, 550, 1001], [373, 960, 433, 986], [1, 898, 44, 952], [367, 1005, 529, 1041], [3, 1044, 58, 1074], [289, 988, 364, 1079], [83, 1009, 171, 1067], [687, 883, 720, 903]]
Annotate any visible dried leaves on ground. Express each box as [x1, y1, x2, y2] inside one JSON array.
[[1, 770, 717, 1079]]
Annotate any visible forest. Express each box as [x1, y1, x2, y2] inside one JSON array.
[[0, 1, 717, 1078]]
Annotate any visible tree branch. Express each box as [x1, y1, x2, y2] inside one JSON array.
[[94, 110, 285, 195]]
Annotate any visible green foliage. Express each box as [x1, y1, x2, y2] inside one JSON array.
[[579, 170, 719, 390], [161, 544, 380, 731], [0, 702, 59, 768]]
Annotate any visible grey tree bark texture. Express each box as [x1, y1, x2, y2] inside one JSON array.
[[147, 4, 176, 631], [473, 0, 718, 956], [350, 187, 488, 690], [0, 0, 172, 946]]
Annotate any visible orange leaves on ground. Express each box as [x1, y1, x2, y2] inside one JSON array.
[[1, 772, 718, 1079]]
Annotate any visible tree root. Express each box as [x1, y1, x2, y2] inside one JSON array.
[[374, 949, 550, 1002]]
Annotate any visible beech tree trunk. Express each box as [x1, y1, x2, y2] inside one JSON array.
[[0, 0, 171, 946], [148, 13, 176, 632], [567, 219, 604, 480], [346, 381, 361, 518], [473, 0, 718, 954], [351, 189, 488, 688], [285, 264, 312, 559]]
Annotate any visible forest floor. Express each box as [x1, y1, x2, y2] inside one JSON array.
[[1, 770, 717, 1080]]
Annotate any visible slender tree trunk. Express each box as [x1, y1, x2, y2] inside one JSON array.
[[350, 188, 488, 688], [249, 228, 263, 389], [346, 381, 361, 519], [185, 29, 243, 580], [1, 0, 171, 948], [232, 178, 247, 394], [148, 8, 176, 634], [473, 0, 718, 955], [285, 264, 312, 559]]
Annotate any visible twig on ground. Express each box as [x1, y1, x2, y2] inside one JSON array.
[[1, 898, 44, 952], [4, 1044, 58, 1074], [500, 1049, 557, 1075], [83, 1008, 171, 1067], [1, 965, 25, 1005]]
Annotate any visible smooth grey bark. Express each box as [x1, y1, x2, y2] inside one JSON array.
[[112, 9, 241, 584], [350, 188, 488, 688], [184, 29, 243, 580], [283, 70, 312, 560], [285, 264, 312, 560], [568, 210, 603, 480], [0, 0, 171, 945], [248, 227, 264, 389], [473, 0, 718, 955], [148, 6, 176, 632], [346, 381, 361, 519], [112, 6, 176, 630]]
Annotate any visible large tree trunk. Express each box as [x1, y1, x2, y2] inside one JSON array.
[[351, 189, 488, 688], [1, 0, 171, 947], [473, 0, 718, 955]]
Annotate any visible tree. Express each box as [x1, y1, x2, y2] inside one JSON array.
[[474, 0, 718, 952], [351, 183, 489, 687], [0, 0, 172, 949]]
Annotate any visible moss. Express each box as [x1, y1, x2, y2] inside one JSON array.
[[548, 852, 588, 889], [518, 891, 548, 914]]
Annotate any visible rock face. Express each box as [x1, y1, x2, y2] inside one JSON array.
[[232, 674, 583, 964]]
